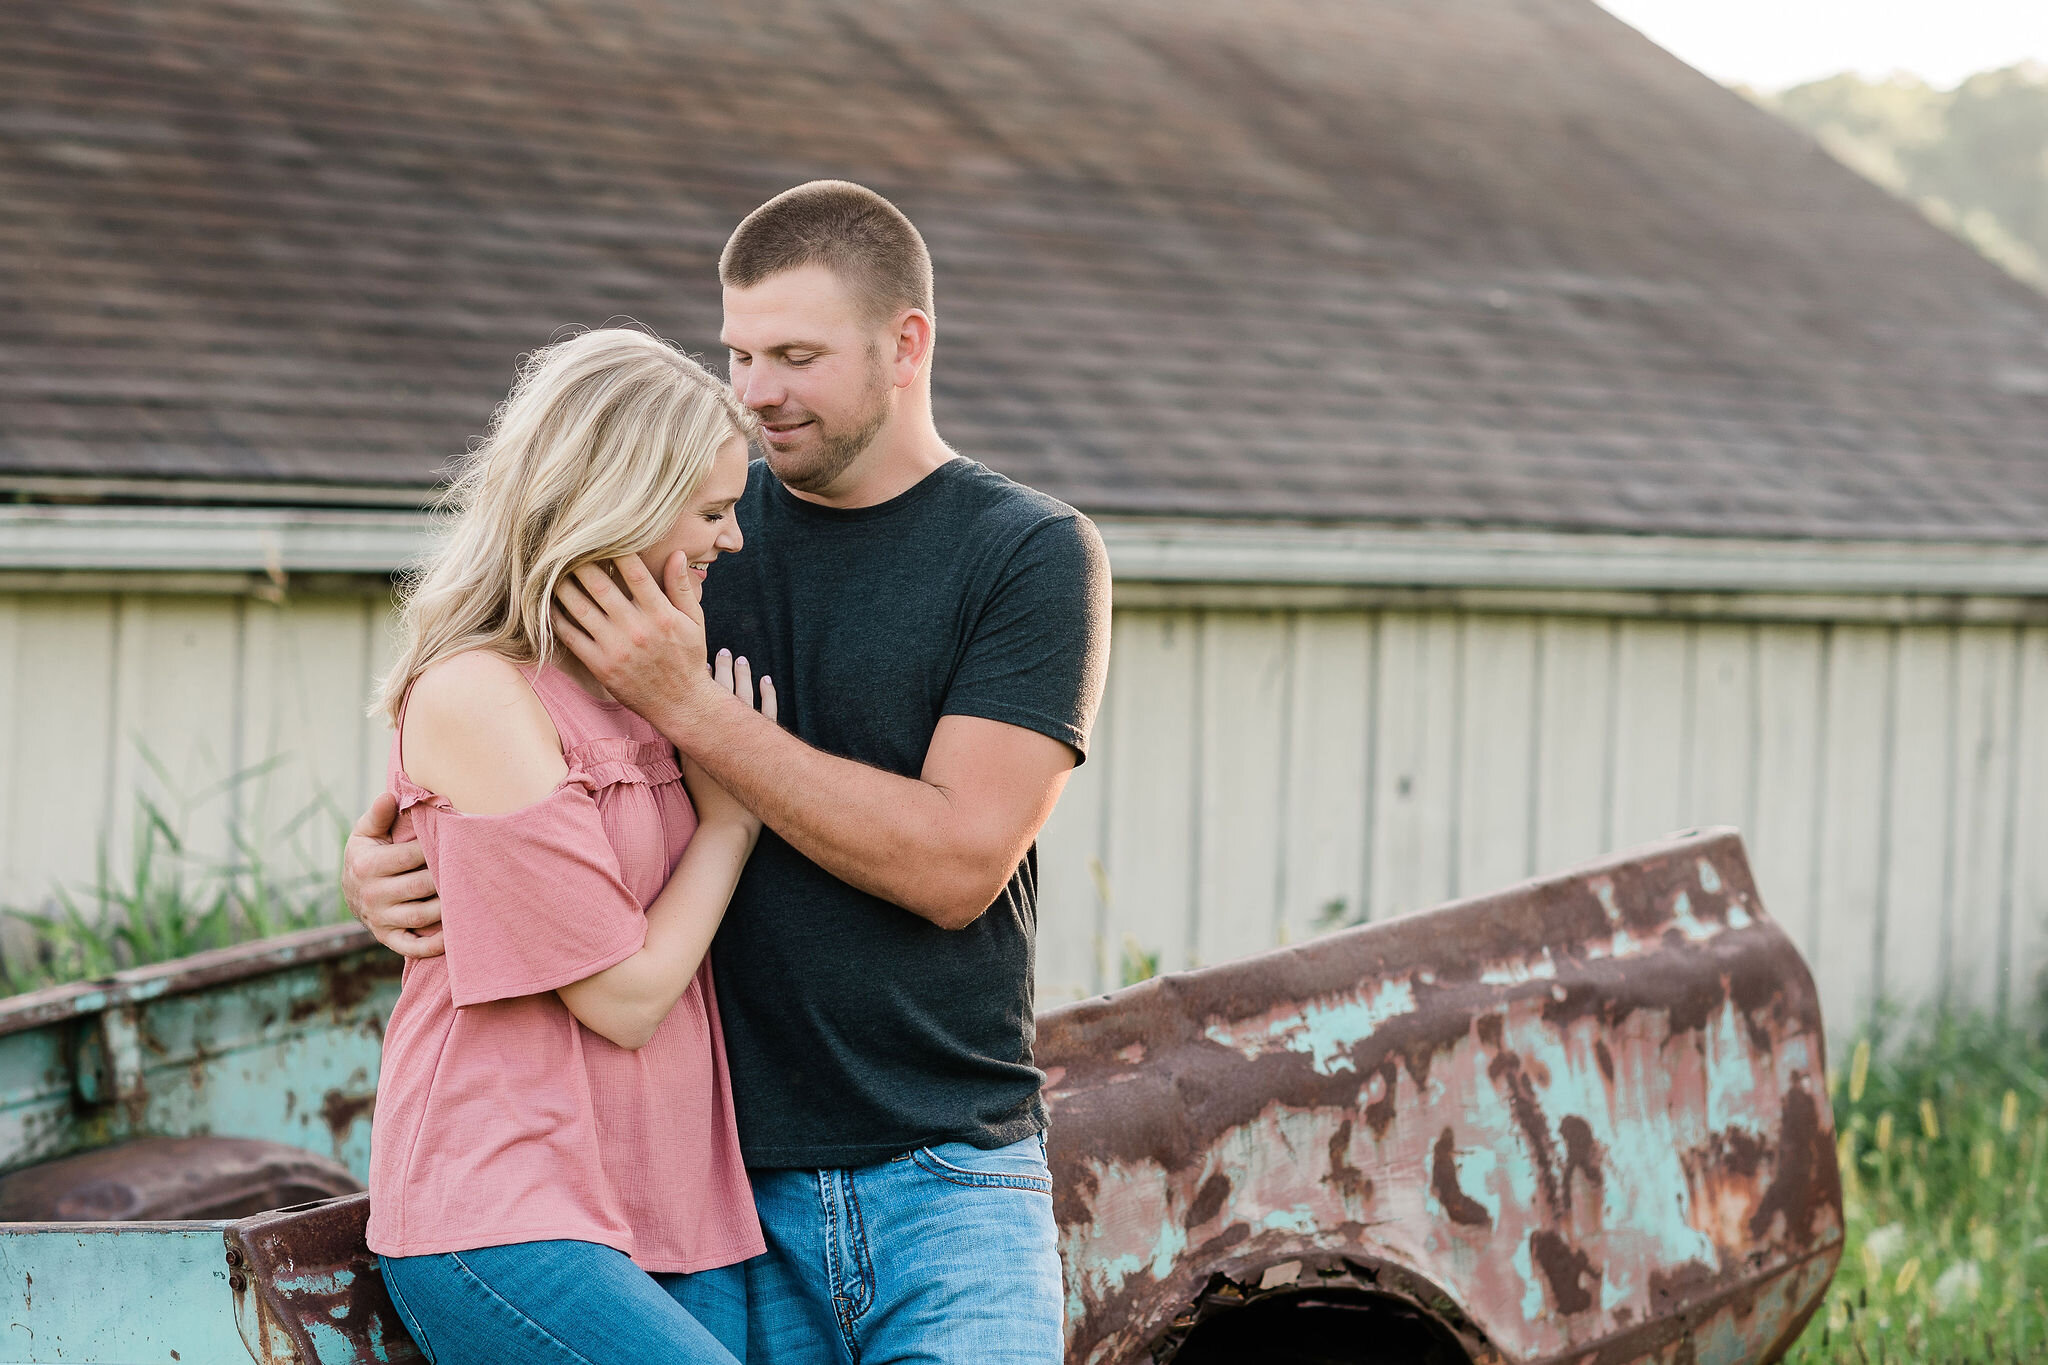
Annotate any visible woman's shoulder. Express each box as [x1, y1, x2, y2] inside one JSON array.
[[407, 650, 551, 729], [401, 652, 568, 815]]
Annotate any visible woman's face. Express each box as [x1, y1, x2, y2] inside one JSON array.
[[637, 434, 750, 591]]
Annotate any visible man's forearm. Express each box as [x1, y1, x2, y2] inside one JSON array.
[[650, 692, 1002, 928]]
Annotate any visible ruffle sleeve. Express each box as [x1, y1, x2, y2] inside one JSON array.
[[399, 774, 648, 1008]]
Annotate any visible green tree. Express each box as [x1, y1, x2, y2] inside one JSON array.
[[1753, 63, 2048, 287]]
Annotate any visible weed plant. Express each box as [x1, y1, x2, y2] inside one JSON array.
[[0, 753, 350, 995], [1786, 1005, 2048, 1364]]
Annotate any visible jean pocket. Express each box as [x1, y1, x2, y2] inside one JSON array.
[[911, 1136, 1053, 1194]]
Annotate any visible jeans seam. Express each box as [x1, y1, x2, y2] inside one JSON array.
[[819, 1171, 862, 1363], [378, 1259, 438, 1365], [909, 1147, 1053, 1193], [840, 1171, 874, 1320], [444, 1250, 605, 1365]]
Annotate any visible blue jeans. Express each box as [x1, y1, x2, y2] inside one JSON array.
[[745, 1131, 1063, 1365], [377, 1240, 748, 1365]]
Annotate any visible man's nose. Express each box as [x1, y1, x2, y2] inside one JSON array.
[[737, 364, 785, 413]]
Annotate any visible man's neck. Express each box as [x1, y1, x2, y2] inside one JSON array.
[[787, 419, 956, 510]]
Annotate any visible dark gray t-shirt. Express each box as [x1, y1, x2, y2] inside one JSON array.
[[703, 457, 1111, 1168]]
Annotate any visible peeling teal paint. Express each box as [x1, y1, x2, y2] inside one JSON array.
[[1447, 1144, 1504, 1227], [275, 1268, 355, 1296], [1670, 891, 1717, 943], [1704, 1001, 1762, 1134], [303, 1317, 361, 1363], [1203, 978, 1419, 1076], [1511, 1231, 1544, 1321], [1145, 1221, 1188, 1280], [366, 1299, 393, 1362], [1256, 1204, 1318, 1234], [1480, 950, 1559, 987]]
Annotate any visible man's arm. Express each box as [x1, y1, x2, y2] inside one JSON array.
[[553, 555, 1078, 930]]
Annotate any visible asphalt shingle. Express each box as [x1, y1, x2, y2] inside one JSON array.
[[3, 0, 2047, 541]]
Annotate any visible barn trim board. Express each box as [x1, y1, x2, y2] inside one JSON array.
[[7, 503, 2048, 601]]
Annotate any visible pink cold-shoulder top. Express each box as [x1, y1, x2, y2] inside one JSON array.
[[365, 660, 762, 1273]]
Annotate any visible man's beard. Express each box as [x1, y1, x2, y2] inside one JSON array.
[[764, 354, 891, 495]]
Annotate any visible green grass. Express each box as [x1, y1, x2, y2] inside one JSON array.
[[1785, 1007, 2048, 1364], [0, 752, 351, 995]]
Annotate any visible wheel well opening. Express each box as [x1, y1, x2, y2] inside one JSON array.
[[1165, 1286, 1475, 1365]]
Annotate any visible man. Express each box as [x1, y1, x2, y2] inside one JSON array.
[[343, 180, 1111, 1364]]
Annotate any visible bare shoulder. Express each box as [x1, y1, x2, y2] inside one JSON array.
[[401, 651, 568, 815]]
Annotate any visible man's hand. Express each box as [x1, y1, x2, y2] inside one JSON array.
[[554, 553, 725, 738], [342, 792, 445, 958]]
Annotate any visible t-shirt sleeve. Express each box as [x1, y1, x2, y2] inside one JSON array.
[[942, 513, 1112, 762], [409, 783, 648, 1007]]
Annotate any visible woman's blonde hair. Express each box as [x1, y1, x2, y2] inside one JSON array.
[[374, 328, 755, 724]]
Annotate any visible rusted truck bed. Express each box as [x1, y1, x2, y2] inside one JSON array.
[[1041, 826, 1839, 1363], [3, 828, 1840, 1364]]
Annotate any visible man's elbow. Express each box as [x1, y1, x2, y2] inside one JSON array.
[[916, 862, 1015, 931]]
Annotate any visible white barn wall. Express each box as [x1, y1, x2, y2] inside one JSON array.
[[3, 586, 2045, 1040], [1039, 606, 2048, 1045], [0, 590, 396, 919]]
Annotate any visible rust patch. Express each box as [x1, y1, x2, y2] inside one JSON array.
[[1325, 1119, 1371, 1204], [1430, 1127, 1492, 1228], [1560, 1115, 1605, 1210], [291, 954, 399, 1024], [229, 1194, 425, 1364], [1186, 1172, 1230, 1228], [1749, 1083, 1830, 1243], [1531, 1229, 1599, 1314], [319, 1089, 376, 1147], [1361, 1058, 1400, 1137], [1486, 1043, 1564, 1216], [1649, 1259, 1718, 1309]]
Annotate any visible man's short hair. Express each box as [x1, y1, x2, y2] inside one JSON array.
[[720, 181, 935, 326]]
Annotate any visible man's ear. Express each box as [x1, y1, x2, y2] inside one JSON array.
[[892, 309, 933, 388]]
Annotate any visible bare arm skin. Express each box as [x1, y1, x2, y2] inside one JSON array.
[[553, 554, 1076, 931], [397, 651, 766, 1049]]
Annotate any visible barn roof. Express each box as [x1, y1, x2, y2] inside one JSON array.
[[4, 0, 2047, 542]]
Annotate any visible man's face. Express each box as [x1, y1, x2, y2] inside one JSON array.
[[721, 264, 894, 495]]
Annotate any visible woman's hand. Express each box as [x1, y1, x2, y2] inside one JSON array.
[[683, 646, 776, 840]]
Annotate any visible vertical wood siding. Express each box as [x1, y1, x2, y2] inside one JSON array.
[[0, 592, 396, 918], [2, 590, 2043, 1040], [1043, 607, 2048, 1044]]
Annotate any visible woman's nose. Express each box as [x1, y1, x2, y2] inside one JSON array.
[[717, 523, 745, 554]]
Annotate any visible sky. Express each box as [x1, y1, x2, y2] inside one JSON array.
[[1594, 0, 2048, 91]]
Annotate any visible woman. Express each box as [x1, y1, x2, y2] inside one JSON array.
[[365, 328, 771, 1364]]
